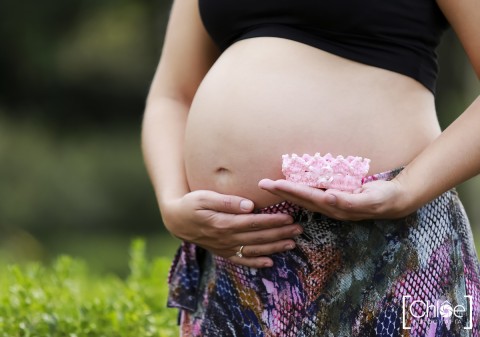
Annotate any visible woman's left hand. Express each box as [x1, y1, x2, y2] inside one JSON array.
[[258, 178, 414, 221]]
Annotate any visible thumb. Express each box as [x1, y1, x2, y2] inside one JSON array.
[[198, 191, 254, 214], [239, 199, 255, 212]]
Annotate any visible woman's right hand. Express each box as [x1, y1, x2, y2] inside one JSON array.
[[160, 190, 303, 268]]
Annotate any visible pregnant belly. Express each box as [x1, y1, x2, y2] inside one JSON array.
[[184, 38, 440, 208]]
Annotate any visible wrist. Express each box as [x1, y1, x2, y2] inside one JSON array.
[[159, 197, 184, 239], [390, 175, 421, 217]]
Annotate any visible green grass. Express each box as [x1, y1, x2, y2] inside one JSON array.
[[39, 232, 180, 277], [0, 239, 178, 337]]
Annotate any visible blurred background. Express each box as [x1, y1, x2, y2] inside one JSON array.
[[0, 0, 479, 277]]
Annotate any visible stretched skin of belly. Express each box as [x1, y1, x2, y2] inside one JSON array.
[[184, 38, 442, 209]]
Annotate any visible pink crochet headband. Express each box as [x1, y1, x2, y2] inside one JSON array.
[[281, 153, 371, 192]]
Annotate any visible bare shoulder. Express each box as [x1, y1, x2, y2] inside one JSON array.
[[437, 0, 480, 77], [148, 0, 220, 104]]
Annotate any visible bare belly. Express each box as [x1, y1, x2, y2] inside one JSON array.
[[184, 38, 442, 208]]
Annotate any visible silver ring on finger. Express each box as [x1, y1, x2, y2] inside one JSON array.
[[235, 245, 245, 258]]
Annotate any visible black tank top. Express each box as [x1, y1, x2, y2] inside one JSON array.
[[198, 0, 449, 93]]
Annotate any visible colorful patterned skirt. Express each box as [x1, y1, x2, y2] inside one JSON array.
[[167, 169, 480, 336]]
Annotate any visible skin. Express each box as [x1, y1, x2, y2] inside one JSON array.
[[260, 0, 480, 220], [142, 0, 480, 269]]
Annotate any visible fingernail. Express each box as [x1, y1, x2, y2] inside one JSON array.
[[240, 200, 254, 211], [294, 227, 302, 235], [326, 194, 337, 205], [264, 261, 273, 267], [285, 244, 295, 250], [258, 179, 273, 189]]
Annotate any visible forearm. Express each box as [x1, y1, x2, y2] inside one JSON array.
[[396, 95, 480, 210], [141, 96, 190, 210]]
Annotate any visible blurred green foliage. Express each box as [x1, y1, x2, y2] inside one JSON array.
[[0, 1, 176, 270], [0, 0, 170, 125], [0, 112, 181, 272], [0, 239, 178, 336], [0, 116, 155, 233]]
